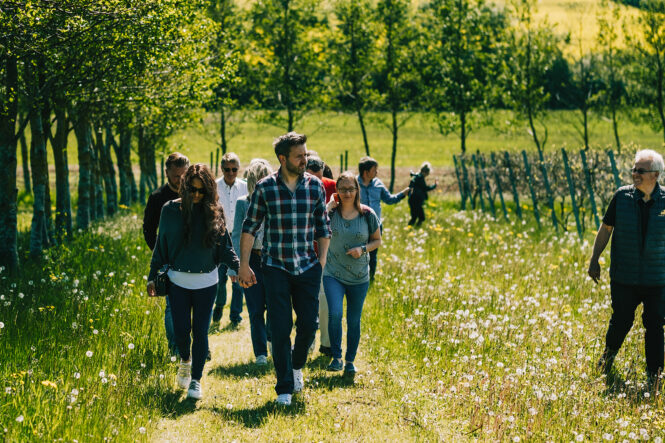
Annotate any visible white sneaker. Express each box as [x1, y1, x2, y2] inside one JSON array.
[[177, 360, 192, 389], [276, 393, 292, 406], [293, 368, 304, 393], [187, 379, 202, 400], [256, 355, 268, 366]]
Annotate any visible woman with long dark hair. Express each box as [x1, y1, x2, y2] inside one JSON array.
[[323, 171, 381, 373], [147, 164, 239, 400]]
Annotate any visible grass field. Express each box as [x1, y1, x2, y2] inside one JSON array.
[[3, 197, 665, 440]]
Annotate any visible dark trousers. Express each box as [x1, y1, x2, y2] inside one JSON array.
[[368, 224, 383, 281], [214, 264, 244, 323], [168, 283, 217, 380], [408, 199, 425, 226], [244, 252, 271, 357], [263, 263, 321, 395], [605, 281, 665, 374]]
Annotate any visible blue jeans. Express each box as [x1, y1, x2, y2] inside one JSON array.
[[263, 263, 321, 395], [168, 283, 217, 380], [215, 264, 244, 323], [244, 252, 271, 357], [164, 296, 176, 354], [323, 276, 369, 362]]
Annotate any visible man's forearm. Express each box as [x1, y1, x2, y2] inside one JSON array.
[[239, 232, 256, 266], [591, 225, 612, 261], [316, 237, 330, 263]]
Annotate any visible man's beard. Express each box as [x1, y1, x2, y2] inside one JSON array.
[[168, 177, 180, 190], [286, 161, 304, 177]]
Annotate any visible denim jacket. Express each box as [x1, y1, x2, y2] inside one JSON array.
[[357, 176, 406, 221]]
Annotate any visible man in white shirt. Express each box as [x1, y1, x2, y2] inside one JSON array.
[[212, 152, 248, 328]]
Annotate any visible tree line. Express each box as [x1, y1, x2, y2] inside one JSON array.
[[1, 0, 664, 272]]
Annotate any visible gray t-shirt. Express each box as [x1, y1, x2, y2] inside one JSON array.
[[323, 207, 380, 285]]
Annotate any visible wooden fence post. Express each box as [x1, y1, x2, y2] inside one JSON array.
[[472, 154, 486, 211], [460, 155, 475, 209], [453, 155, 467, 210], [215, 148, 220, 176], [607, 150, 622, 189], [522, 150, 540, 227], [491, 152, 508, 220], [562, 148, 583, 239], [479, 154, 496, 218], [537, 151, 558, 231], [580, 149, 600, 230], [340, 154, 344, 175], [344, 150, 348, 171], [210, 152, 213, 170], [504, 152, 521, 219]]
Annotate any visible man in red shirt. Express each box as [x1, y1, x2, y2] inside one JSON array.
[[307, 155, 336, 356]]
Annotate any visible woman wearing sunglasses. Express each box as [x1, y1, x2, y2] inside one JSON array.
[[147, 164, 239, 400], [323, 171, 381, 373]]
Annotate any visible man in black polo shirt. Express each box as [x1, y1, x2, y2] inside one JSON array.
[[588, 149, 665, 389], [143, 152, 189, 355]]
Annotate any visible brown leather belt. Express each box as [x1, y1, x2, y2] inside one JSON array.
[[252, 249, 262, 256]]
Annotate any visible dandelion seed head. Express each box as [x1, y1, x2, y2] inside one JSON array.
[[16, 415, 23, 423], [86, 351, 93, 358], [128, 343, 135, 350]]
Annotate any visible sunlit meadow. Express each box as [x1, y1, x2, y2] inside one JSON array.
[[2, 196, 665, 440]]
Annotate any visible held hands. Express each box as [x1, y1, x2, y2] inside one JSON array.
[[238, 264, 257, 288], [147, 281, 157, 297], [230, 275, 239, 283], [588, 259, 601, 284], [346, 247, 363, 259], [402, 187, 411, 196]]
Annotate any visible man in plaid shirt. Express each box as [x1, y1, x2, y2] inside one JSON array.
[[239, 132, 331, 406]]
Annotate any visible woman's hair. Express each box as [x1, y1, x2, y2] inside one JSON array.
[[420, 161, 431, 175], [180, 163, 226, 247], [336, 171, 363, 214], [245, 158, 273, 195]]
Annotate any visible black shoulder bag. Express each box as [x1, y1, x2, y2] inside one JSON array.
[[154, 267, 170, 296]]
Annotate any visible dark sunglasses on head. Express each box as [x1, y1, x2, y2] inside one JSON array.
[[224, 167, 238, 173], [188, 185, 206, 195], [631, 167, 659, 174]]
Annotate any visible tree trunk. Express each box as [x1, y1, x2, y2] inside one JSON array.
[[582, 106, 589, 150], [102, 126, 118, 216], [460, 110, 467, 154], [0, 56, 19, 272], [19, 114, 31, 194], [389, 108, 398, 193], [138, 124, 158, 204], [287, 106, 294, 132], [612, 107, 621, 153], [91, 125, 105, 220], [356, 105, 370, 156], [220, 107, 227, 155], [28, 104, 50, 259], [52, 105, 72, 240], [113, 121, 135, 206], [655, 47, 665, 144], [74, 109, 93, 230]]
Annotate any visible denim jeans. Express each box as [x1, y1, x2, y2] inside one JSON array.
[[323, 276, 370, 362], [168, 283, 217, 380], [263, 263, 321, 395], [244, 252, 271, 357], [605, 281, 665, 374], [215, 264, 244, 323], [164, 296, 176, 354]]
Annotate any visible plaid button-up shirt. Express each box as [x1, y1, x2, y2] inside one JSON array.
[[242, 169, 331, 275]]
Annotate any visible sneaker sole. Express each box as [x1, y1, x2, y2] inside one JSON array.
[[187, 391, 202, 400]]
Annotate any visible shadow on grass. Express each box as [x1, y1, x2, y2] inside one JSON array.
[[147, 386, 198, 418], [207, 361, 273, 379], [308, 371, 357, 391], [601, 370, 659, 404], [211, 398, 306, 428], [308, 354, 333, 370]]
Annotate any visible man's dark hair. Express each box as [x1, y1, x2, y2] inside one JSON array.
[[165, 152, 189, 170], [273, 132, 307, 159], [323, 164, 333, 179], [358, 156, 378, 175], [306, 156, 324, 173]]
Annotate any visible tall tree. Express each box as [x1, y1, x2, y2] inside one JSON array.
[[376, 0, 420, 192], [330, 0, 377, 156], [423, 0, 507, 153], [248, 0, 327, 131], [503, 0, 561, 156]]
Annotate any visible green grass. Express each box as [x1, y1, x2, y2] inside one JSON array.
[[3, 196, 665, 440]]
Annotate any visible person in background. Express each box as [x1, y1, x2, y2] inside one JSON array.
[[239, 132, 330, 407], [407, 161, 437, 226], [357, 156, 410, 282], [212, 153, 248, 329], [232, 159, 273, 365], [323, 172, 381, 374], [147, 164, 239, 400], [306, 156, 337, 357], [588, 149, 665, 390], [142, 152, 189, 356]]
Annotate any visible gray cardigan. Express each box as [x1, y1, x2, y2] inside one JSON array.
[[149, 200, 239, 282]]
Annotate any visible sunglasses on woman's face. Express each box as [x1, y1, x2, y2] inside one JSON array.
[[631, 167, 658, 175], [188, 185, 206, 195]]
